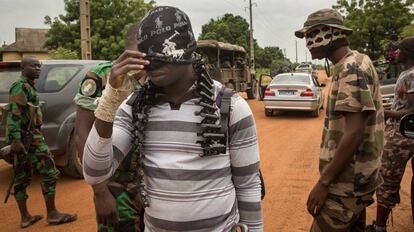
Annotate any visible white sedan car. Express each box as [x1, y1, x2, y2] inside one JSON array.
[[263, 73, 325, 117]]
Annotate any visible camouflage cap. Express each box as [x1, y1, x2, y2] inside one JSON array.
[[295, 8, 353, 39]]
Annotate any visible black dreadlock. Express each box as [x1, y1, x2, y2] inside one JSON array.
[[129, 83, 157, 208], [129, 56, 226, 208]]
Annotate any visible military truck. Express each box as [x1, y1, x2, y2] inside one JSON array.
[[196, 40, 257, 99]]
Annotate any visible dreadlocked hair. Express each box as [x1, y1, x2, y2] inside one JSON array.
[[130, 82, 157, 208], [129, 56, 227, 208]]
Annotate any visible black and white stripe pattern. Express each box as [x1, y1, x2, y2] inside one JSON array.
[[83, 81, 263, 231]]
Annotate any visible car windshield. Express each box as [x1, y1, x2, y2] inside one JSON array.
[[0, 68, 21, 93], [272, 75, 310, 85], [41, 65, 81, 92], [297, 65, 310, 69]]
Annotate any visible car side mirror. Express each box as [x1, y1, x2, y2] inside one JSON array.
[[320, 83, 326, 87], [400, 113, 414, 139]]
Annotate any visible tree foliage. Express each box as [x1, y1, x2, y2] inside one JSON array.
[[333, 0, 414, 60], [44, 0, 155, 60], [401, 24, 414, 38], [199, 14, 250, 50], [256, 46, 289, 68], [199, 14, 290, 69], [49, 47, 79, 59]]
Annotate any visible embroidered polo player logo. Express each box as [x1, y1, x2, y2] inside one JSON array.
[[162, 30, 185, 59]]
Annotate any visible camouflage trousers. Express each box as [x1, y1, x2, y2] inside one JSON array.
[[97, 183, 144, 232], [13, 135, 60, 201], [376, 124, 414, 209], [310, 193, 374, 232]]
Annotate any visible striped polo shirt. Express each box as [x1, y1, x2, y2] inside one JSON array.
[[83, 81, 263, 231]]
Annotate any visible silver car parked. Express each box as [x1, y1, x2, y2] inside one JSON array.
[[261, 73, 325, 117]]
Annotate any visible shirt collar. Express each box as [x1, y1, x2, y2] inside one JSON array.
[[21, 75, 35, 87]]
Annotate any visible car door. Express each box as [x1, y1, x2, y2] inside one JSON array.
[[258, 74, 273, 101], [311, 76, 324, 107], [36, 64, 83, 152], [0, 62, 21, 147]]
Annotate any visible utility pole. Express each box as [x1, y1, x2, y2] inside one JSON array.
[[248, 0, 256, 75], [295, 40, 298, 63], [305, 51, 308, 62], [80, 0, 92, 59]]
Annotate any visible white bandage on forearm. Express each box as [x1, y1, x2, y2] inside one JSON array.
[[94, 78, 134, 122]]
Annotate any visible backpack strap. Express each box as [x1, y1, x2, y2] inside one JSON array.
[[216, 86, 266, 200], [216, 86, 236, 145]]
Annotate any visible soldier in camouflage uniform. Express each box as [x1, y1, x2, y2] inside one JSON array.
[[385, 33, 402, 80], [74, 24, 146, 232], [295, 9, 385, 232], [73, 62, 112, 112], [7, 56, 77, 228], [366, 36, 414, 232]]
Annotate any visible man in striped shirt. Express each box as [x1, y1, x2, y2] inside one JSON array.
[[83, 6, 263, 232]]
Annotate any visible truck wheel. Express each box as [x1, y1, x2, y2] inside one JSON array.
[[63, 133, 83, 179], [247, 80, 257, 100]]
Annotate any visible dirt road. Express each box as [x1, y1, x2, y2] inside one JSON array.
[[0, 72, 413, 231]]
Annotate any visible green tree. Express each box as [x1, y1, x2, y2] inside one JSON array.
[[44, 0, 155, 60], [334, 0, 414, 60], [256, 46, 288, 68], [401, 24, 414, 38], [199, 13, 292, 70], [49, 47, 79, 59], [199, 14, 250, 50]]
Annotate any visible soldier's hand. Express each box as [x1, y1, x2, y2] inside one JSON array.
[[10, 140, 27, 154], [110, 50, 149, 89], [93, 182, 119, 228], [306, 181, 329, 217]]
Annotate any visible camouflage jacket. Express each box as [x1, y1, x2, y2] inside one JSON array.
[[320, 50, 385, 197], [390, 67, 414, 112], [6, 76, 42, 143], [74, 62, 143, 196], [74, 62, 142, 111], [73, 62, 112, 111]]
